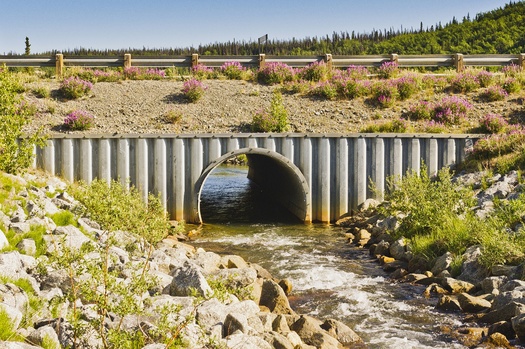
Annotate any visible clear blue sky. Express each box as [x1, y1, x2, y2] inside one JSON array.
[[1, 0, 512, 54]]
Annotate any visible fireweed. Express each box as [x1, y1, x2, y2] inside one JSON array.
[[433, 96, 472, 125], [182, 78, 207, 102], [312, 81, 338, 100], [479, 113, 509, 134], [502, 63, 523, 78], [64, 110, 95, 130], [480, 85, 508, 102], [377, 61, 399, 79], [298, 61, 331, 82], [191, 64, 214, 79], [346, 65, 369, 80], [503, 77, 521, 94], [394, 74, 419, 100], [221, 61, 246, 80], [334, 77, 371, 100], [451, 71, 480, 93], [59, 77, 93, 99], [372, 81, 398, 108], [258, 62, 295, 85], [476, 70, 495, 88]]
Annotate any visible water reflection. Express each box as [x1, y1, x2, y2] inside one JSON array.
[[199, 164, 300, 224]]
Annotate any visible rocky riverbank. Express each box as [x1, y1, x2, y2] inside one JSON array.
[[0, 170, 364, 349], [339, 170, 525, 348]]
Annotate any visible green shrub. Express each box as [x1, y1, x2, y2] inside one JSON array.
[[311, 82, 338, 100], [298, 61, 331, 82], [360, 118, 409, 133], [59, 77, 93, 99], [251, 91, 289, 132], [450, 71, 480, 93], [68, 179, 171, 244], [50, 210, 77, 226], [0, 66, 46, 174], [32, 86, 50, 98], [182, 78, 207, 102]]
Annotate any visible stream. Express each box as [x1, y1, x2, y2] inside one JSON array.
[[190, 164, 468, 348]]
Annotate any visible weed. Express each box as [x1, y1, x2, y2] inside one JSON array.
[[298, 61, 331, 82], [164, 109, 183, 124], [182, 78, 207, 102], [360, 118, 409, 133], [63, 110, 95, 131], [450, 71, 480, 93], [59, 77, 93, 99], [377, 61, 399, 79], [32, 86, 50, 98], [258, 62, 295, 85], [480, 85, 508, 101], [220, 61, 245, 80], [252, 91, 289, 132]]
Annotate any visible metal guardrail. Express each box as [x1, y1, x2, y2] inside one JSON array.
[[1, 53, 524, 76]]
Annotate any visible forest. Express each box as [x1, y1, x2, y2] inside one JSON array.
[[18, 1, 525, 56]]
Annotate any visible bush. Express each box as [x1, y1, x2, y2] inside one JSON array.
[[502, 63, 522, 78], [59, 76, 93, 99], [377, 61, 399, 79], [394, 75, 419, 100], [280, 80, 310, 95], [63, 110, 95, 130], [335, 78, 371, 99], [163, 109, 183, 124], [480, 85, 508, 101], [252, 91, 289, 132], [182, 78, 207, 102], [450, 71, 479, 93], [0, 66, 45, 174], [191, 63, 214, 80], [258, 62, 295, 85], [298, 61, 331, 82], [372, 81, 398, 108], [502, 77, 521, 94], [32, 86, 50, 98], [406, 101, 434, 121], [311, 81, 338, 100], [68, 179, 171, 244], [220, 61, 245, 80], [479, 113, 508, 134], [360, 118, 409, 133], [476, 70, 494, 87], [433, 96, 472, 125], [346, 65, 369, 80]]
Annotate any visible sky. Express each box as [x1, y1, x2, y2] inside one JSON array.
[[1, 0, 513, 54]]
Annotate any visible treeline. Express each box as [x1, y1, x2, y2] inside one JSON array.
[[21, 1, 525, 56]]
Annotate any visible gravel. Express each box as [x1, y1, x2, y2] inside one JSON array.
[[22, 78, 524, 136]]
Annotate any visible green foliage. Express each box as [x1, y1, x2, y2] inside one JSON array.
[[360, 118, 410, 133], [450, 71, 480, 93], [3, 225, 47, 257], [68, 179, 171, 244], [50, 210, 77, 227], [251, 91, 289, 132], [163, 109, 183, 124], [311, 82, 338, 100], [207, 275, 254, 302], [0, 307, 22, 341], [59, 76, 93, 99], [32, 86, 50, 98], [0, 66, 46, 174]]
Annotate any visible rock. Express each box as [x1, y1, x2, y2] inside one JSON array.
[[44, 225, 91, 253], [382, 260, 408, 272], [0, 303, 23, 330], [169, 260, 212, 297], [0, 228, 8, 250], [457, 245, 489, 284], [26, 326, 60, 349], [372, 240, 390, 257], [501, 279, 525, 292], [250, 263, 274, 280], [436, 295, 462, 312], [221, 254, 249, 269], [17, 238, 36, 256], [482, 302, 525, 323], [512, 313, 525, 341], [481, 332, 512, 348], [389, 238, 408, 261], [225, 332, 272, 349], [0, 341, 42, 348], [223, 313, 251, 337], [10, 207, 27, 223], [278, 279, 293, 296], [290, 315, 342, 349], [431, 252, 453, 275], [0, 251, 36, 281], [262, 331, 295, 349], [407, 256, 429, 273], [481, 276, 507, 295], [457, 293, 492, 313], [9, 222, 30, 234], [272, 314, 290, 334], [194, 249, 221, 274], [320, 318, 363, 346], [359, 198, 379, 211], [441, 277, 475, 294], [353, 229, 371, 247], [390, 268, 408, 279], [423, 283, 448, 297], [491, 264, 518, 278], [403, 273, 428, 283], [488, 320, 515, 339], [208, 267, 257, 288], [491, 290, 525, 310], [260, 279, 295, 315]]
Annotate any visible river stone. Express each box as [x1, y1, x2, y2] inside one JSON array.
[[225, 332, 272, 349], [512, 313, 525, 341], [431, 252, 453, 275], [482, 276, 507, 295], [441, 277, 475, 294], [389, 238, 408, 261], [353, 229, 371, 247], [223, 313, 251, 337], [436, 295, 461, 312], [457, 292, 492, 313], [278, 278, 293, 296], [250, 263, 274, 280], [260, 279, 295, 315], [488, 320, 516, 339], [221, 254, 249, 269], [209, 267, 257, 288], [457, 245, 489, 284], [272, 314, 291, 334], [482, 302, 525, 323], [320, 318, 363, 346], [482, 332, 512, 348], [501, 279, 525, 292], [258, 313, 278, 332], [372, 240, 390, 257], [290, 315, 342, 349], [170, 260, 212, 297], [262, 331, 295, 349], [492, 290, 525, 310], [407, 255, 429, 273], [194, 249, 221, 274]]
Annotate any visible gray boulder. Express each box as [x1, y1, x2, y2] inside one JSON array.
[[45, 225, 91, 254], [457, 293, 492, 313], [290, 315, 342, 349], [260, 279, 295, 315], [431, 252, 453, 275], [170, 260, 212, 297], [512, 313, 525, 341], [320, 318, 363, 346], [457, 245, 489, 284], [225, 332, 272, 349], [26, 326, 60, 349]]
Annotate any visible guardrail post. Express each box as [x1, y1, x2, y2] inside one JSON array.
[[55, 54, 63, 78], [191, 53, 199, 68], [390, 53, 398, 65], [259, 54, 266, 69], [324, 54, 332, 70], [454, 53, 464, 73], [519, 53, 525, 70], [124, 53, 131, 69]]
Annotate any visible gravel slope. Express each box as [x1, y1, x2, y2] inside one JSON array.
[[22, 78, 524, 135]]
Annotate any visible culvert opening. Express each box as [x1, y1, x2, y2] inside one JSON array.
[[198, 152, 308, 224]]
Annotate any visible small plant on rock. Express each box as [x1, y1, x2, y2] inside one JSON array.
[[182, 78, 207, 102], [59, 76, 93, 99], [63, 110, 95, 131], [372, 81, 398, 108]]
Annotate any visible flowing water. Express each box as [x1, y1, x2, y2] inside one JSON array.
[[191, 165, 468, 348]]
